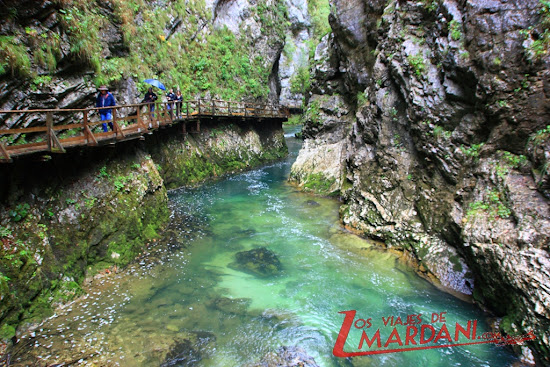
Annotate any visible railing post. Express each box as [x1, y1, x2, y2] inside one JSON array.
[[212, 99, 215, 115], [186, 101, 189, 119], [137, 105, 142, 131], [113, 108, 125, 139], [83, 110, 89, 143], [47, 112, 65, 153], [83, 109, 98, 146], [228, 101, 231, 116], [47, 112, 52, 151], [198, 100, 201, 116], [0, 142, 12, 163], [113, 108, 118, 136]]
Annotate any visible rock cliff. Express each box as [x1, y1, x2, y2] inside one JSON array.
[[291, 0, 550, 364]]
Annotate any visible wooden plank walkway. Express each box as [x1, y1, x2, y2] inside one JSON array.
[[0, 99, 289, 163]]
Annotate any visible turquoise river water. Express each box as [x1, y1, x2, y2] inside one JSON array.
[[12, 125, 520, 366]]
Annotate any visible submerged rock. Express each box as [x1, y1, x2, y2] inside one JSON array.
[[305, 200, 320, 207], [248, 346, 319, 367], [160, 331, 215, 367], [208, 296, 251, 316], [229, 247, 283, 277]]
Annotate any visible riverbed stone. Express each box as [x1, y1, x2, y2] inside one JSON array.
[[248, 346, 319, 367], [229, 247, 283, 277], [208, 296, 251, 316]]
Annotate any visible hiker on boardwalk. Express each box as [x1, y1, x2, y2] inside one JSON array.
[[96, 85, 116, 132], [166, 88, 176, 119], [175, 89, 183, 118], [142, 87, 158, 116]]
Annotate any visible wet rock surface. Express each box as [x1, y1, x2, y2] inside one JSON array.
[[161, 332, 216, 367], [248, 346, 319, 367], [291, 0, 550, 363], [229, 247, 283, 277]]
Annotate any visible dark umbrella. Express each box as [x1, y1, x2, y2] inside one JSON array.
[[143, 79, 166, 91]]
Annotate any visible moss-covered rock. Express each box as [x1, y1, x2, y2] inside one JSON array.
[[229, 247, 283, 277]]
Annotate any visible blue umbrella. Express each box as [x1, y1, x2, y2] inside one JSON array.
[[143, 79, 166, 91]]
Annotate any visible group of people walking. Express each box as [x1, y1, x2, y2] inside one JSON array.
[[95, 85, 184, 132]]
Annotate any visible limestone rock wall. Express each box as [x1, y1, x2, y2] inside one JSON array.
[[291, 0, 550, 363]]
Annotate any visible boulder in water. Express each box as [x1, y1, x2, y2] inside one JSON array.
[[229, 247, 282, 277], [249, 346, 319, 367], [305, 200, 320, 207], [161, 331, 215, 367], [208, 296, 251, 316]]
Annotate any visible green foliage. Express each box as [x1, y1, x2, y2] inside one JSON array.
[[461, 143, 484, 159], [497, 100, 508, 108], [284, 115, 302, 125], [493, 57, 502, 66], [0, 36, 31, 77], [501, 151, 528, 168], [97, 165, 110, 180], [31, 75, 53, 91], [422, 0, 439, 12], [407, 53, 426, 78], [449, 20, 462, 41], [529, 124, 550, 147], [290, 65, 311, 95], [304, 100, 322, 126], [10, 0, 282, 101], [59, 5, 104, 72], [433, 125, 452, 139], [520, 0, 550, 60], [467, 189, 512, 220], [33, 31, 62, 71], [357, 91, 367, 106], [494, 151, 529, 179], [84, 195, 97, 209], [0, 226, 12, 238], [113, 173, 135, 192], [9, 203, 30, 222], [307, 0, 331, 39]]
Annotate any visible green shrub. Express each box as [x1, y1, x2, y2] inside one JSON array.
[[407, 53, 426, 78], [466, 189, 511, 220], [290, 65, 311, 95], [461, 143, 484, 159], [307, 0, 331, 39], [0, 36, 31, 77], [449, 20, 462, 41]]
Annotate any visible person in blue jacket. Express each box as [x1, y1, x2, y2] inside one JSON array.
[[96, 85, 116, 132]]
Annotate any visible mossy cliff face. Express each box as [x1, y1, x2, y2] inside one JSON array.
[[147, 120, 287, 189], [291, 0, 550, 363], [0, 120, 286, 341], [0, 148, 169, 339]]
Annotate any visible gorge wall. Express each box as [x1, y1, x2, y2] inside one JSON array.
[[0, 119, 286, 341], [290, 0, 550, 364]]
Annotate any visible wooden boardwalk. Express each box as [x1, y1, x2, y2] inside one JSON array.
[[0, 99, 289, 163]]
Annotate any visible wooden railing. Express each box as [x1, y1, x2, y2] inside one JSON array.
[[0, 99, 288, 162]]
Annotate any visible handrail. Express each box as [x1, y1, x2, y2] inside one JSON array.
[[0, 99, 289, 162]]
